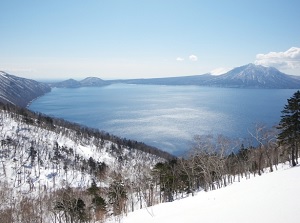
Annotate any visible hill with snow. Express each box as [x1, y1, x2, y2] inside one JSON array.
[[0, 71, 51, 107], [0, 104, 173, 222], [122, 162, 300, 223], [0, 108, 164, 188]]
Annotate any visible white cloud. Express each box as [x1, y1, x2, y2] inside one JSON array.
[[210, 67, 231, 75], [255, 47, 300, 69], [189, 55, 198, 62], [176, 57, 184, 61]]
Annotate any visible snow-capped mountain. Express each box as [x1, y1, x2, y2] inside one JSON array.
[[107, 63, 300, 88], [0, 71, 51, 107], [204, 63, 300, 88]]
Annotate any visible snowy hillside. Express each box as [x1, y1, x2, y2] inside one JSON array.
[[0, 104, 170, 222], [122, 162, 300, 223], [0, 109, 162, 190], [0, 71, 51, 107]]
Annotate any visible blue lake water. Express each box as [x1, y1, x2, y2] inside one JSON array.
[[29, 84, 296, 155]]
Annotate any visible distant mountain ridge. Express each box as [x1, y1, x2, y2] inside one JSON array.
[[49, 64, 300, 89], [109, 63, 300, 89], [50, 76, 108, 88], [0, 71, 51, 107], [108, 73, 214, 85], [1, 63, 299, 108]]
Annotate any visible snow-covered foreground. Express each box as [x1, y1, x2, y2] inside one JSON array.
[[122, 163, 300, 223]]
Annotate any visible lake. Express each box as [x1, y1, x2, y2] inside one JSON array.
[[29, 84, 296, 155]]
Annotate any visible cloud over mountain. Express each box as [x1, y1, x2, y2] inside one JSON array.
[[255, 47, 300, 70]]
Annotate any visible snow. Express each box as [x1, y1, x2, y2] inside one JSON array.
[[0, 95, 15, 105], [0, 71, 8, 78], [0, 110, 162, 195], [1, 108, 299, 223], [121, 163, 300, 223]]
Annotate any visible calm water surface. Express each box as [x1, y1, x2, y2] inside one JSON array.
[[29, 84, 296, 155]]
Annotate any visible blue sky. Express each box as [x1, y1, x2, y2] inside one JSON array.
[[1, 0, 300, 80]]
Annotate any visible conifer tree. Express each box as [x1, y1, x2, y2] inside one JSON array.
[[277, 90, 300, 166]]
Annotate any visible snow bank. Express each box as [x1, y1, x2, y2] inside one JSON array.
[[122, 163, 300, 223]]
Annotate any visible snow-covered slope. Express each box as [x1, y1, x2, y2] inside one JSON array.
[[0, 71, 51, 107], [0, 105, 173, 222], [0, 109, 164, 192], [122, 162, 299, 223]]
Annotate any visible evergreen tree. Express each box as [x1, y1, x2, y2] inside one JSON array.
[[87, 179, 107, 213], [277, 90, 300, 166], [54, 188, 88, 223], [29, 146, 37, 166], [108, 179, 127, 215]]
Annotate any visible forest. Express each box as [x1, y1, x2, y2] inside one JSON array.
[[0, 90, 299, 223]]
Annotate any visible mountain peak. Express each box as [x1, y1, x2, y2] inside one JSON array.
[[232, 63, 281, 76], [204, 64, 300, 88], [235, 63, 270, 72]]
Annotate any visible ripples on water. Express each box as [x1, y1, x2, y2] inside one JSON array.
[[29, 84, 296, 155]]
